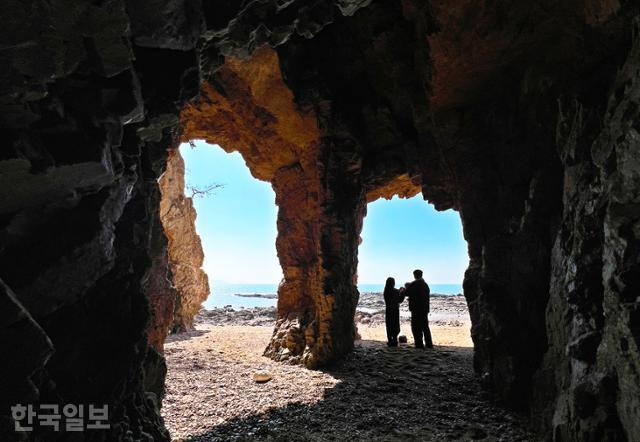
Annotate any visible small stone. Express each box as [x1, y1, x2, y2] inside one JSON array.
[[253, 371, 273, 383]]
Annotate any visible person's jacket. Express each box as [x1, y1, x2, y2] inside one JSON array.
[[406, 278, 430, 313], [383, 288, 405, 313]]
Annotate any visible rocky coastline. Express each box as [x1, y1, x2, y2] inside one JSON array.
[[195, 293, 468, 328]]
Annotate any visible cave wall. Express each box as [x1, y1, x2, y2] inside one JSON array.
[[0, 0, 202, 439], [420, 2, 640, 439], [1, 0, 639, 440], [539, 22, 640, 440]]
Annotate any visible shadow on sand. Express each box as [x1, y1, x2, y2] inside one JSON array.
[[166, 328, 208, 343], [182, 340, 532, 441]]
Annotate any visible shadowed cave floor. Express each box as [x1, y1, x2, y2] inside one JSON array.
[[163, 325, 534, 441]]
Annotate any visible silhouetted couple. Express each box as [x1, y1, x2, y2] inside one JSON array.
[[383, 269, 433, 349]]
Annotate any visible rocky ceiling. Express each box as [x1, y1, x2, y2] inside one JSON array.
[[1, 0, 639, 440]]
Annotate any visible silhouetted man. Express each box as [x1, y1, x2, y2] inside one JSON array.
[[405, 269, 433, 349]]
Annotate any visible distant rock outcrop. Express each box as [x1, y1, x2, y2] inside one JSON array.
[[159, 149, 210, 333], [235, 293, 278, 299]]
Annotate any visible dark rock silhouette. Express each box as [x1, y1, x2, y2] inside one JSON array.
[[0, 0, 639, 440]]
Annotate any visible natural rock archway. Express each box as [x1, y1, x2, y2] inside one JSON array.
[[177, 42, 424, 368], [1, 1, 639, 441]]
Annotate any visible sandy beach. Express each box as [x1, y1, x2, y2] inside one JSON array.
[[163, 295, 533, 441]]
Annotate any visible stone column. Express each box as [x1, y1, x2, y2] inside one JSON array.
[[264, 144, 366, 368], [159, 148, 210, 333]]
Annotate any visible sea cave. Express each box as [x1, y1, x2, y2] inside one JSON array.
[[1, 0, 639, 440]]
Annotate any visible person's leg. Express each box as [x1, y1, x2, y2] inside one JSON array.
[[386, 319, 400, 347], [411, 316, 424, 348], [424, 317, 433, 348], [385, 321, 394, 346]]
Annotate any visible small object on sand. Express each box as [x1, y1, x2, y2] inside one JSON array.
[[398, 335, 407, 343], [253, 371, 273, 383]]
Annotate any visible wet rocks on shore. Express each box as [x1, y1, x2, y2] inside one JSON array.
[[197, 306, 277, 326], [194, 293, 469, 328]]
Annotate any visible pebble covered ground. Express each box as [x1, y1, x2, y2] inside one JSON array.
[[163, 299, 535, 441]]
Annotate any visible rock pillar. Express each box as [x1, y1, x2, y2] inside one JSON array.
[[159, 148, 210, 333], [265, 145, 366, 368]]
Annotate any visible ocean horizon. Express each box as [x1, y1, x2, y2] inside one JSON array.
[[203, 282, 463, 309]]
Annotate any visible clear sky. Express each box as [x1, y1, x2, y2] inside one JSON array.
[[359, 196, 468, 284], [180, 141, 468, 284]]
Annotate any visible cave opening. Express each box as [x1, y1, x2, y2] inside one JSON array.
[[151, 38, 555, 438], [356, 195, 472, 348], [160, 158, 484, 440], [160, 140, 287, 437], [157, 137, 286, 336], [178, 140, 281, 311]]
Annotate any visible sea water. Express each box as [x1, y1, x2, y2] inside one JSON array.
[[358, 283, 462, 296], [203, 282, 463, 309]]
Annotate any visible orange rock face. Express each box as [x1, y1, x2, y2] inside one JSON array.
[[365, 173, 421, 203], [159, 149, 210, 332], [181, 46, 321, 182], [180, 46, 372, 367]]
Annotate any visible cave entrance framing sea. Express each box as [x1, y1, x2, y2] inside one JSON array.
[[162, 121, 476, 358], [148, 33, 637, 438], [165, 44, 487, 375], [160, 140, 489, 439]]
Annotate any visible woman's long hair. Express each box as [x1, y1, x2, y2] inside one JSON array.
[[383, 277, 395, 298]]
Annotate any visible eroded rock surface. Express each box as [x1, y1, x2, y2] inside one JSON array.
[[159, 148, 210, 334]]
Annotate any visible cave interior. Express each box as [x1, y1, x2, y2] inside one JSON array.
[[1, 0, 639, 440]]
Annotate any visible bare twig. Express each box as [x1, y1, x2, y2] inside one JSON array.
[[186, 183, 224, 199]]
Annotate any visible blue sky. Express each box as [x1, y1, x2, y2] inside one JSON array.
[[180, 141, 468, 284]]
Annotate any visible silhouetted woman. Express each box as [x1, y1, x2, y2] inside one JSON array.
[[383, 277, 405, 347]]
